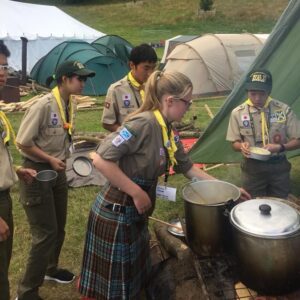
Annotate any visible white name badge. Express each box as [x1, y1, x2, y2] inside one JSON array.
[[156, 185, 177, 202]]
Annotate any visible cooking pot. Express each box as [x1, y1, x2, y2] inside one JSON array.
[[182, 180, 240, 257], [230, 199, 300, 295]]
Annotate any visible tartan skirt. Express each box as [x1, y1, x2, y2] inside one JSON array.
[[79, 184, 151, 300]]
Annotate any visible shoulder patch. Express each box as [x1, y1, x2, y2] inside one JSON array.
[[119, 127, 133, 141], [112, 135, 125, 147]]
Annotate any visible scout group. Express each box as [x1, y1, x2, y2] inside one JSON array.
[[1, 39, 300, 300]]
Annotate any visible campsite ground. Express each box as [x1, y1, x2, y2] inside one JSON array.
[[8, 0, 299, 299]]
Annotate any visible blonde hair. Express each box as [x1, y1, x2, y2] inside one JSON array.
[[128, 70, 193, 119]]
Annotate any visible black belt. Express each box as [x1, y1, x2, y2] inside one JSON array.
[[0, 189, 10, 196], [104, 203, 127, 214]]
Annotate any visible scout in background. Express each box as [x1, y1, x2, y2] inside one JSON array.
[[226, 69, 300, 198], [101, 43, 157, 132], [79, 70, 251, 300], [15, 61, 95, 300], [0, 41, 36, 300]]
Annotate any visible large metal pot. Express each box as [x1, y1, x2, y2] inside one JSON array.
[[230, 199, 300, 295], [182, 180, 240, 257]]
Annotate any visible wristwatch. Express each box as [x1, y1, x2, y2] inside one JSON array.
[[279, 144, 286, 153]]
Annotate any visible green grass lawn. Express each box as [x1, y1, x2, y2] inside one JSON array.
[[6, 0, 298, 298]]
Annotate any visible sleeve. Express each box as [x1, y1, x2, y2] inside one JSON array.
[[16, 101, 48, 147], [101, 86, 119, 125], [226, 111, 242, 142], [286, 106, 300, 139], [97, 116, 150, 161], [173, 140, 193, 174]]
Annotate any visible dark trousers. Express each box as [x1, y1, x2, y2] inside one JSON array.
[[0, 190, 13, 300], [17, 161, 68, 300], [241, 157, 291, 199]]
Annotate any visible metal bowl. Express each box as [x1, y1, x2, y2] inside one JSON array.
[[249, 147, 271, 161]]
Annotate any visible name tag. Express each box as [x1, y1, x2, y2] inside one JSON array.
[[156, 185, 177, 202]]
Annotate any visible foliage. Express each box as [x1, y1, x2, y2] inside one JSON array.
[[199, 0, 214, 11]]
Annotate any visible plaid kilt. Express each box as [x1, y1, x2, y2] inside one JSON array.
[[79, 184, 151, 300]]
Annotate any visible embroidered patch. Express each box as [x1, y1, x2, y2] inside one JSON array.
[[241, 114, 250, 121], [104, 102, 110, 109], [122, 94, 131, 101], [112, 135, 125, 147], [272, 133, 282, 144], [50, 112, 58, 125], [123, 99, 130, 107], [275, 110, 286, 123], [174, 135, 180, 143], [242, 120, 250, 127], [160, 147, 165, 156], [119, 127, 133, 141]]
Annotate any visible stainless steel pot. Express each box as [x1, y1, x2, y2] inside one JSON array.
[[182, 180, 240, 257], [230, 199, 300, 295]]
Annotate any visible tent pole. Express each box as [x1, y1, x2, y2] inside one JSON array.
[[21, 37, 28, 85]]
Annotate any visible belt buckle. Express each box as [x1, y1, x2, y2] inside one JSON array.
[[112, 203, 122, 213]]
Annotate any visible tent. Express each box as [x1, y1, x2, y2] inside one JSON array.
[[30, 40, 129, 95], [92, 35, 133, 64], [161, 35, 199, 64], [164, 33, 269, 98], [0, 0, 104, 72], [189, 0, 300, 163]]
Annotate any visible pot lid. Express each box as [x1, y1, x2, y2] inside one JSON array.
[[230, 199, 300, 237]]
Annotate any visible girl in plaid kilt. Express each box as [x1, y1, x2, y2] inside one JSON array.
[[79, 70, 250, 300]]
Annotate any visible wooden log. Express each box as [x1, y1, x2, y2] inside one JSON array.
[[153, 222, 192, 261], [204, 104, 214, 119]]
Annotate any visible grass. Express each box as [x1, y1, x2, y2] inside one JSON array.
[[6, 0, 298, 298]]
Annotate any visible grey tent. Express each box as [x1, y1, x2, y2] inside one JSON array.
[[189, 0, 300, 163]]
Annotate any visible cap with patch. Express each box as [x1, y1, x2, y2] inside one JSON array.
[[245, 69, 272, 93]]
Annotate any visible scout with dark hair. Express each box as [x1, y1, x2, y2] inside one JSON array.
[[0, 41, 36, 300], [101, 43, 158, 132], [79, 70, 250, 300], [227, 68, 300, 198], [15, 61, 94, 300]]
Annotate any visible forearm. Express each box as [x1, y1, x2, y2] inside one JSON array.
[[283, 138, 300, 151], [232, 141, 243, 152], [184, 165, 216, 181], [17, 143, 53, 163], [93, 154, 142, 197], [102, 122, 120, 132]]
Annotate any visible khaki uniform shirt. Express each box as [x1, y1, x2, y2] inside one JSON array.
[[0, 115, 18, 190], [97, 111, 193, 182], [227, 98, 300, 149], [101, 74, 142, 126], [16, 92, 76, 162]]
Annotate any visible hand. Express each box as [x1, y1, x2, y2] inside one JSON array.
[[132, 188, 152, 215], [49, 157, 66, 171], [264, 143, 281, 153], [0, 217, 10, 242], [89, 151, 97, 161], [16, 167, 37, 184], [239, 188, 252, 201], [240, 142, 251, 158]]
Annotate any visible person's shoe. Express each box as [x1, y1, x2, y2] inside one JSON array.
[[44, 269, 75, 284]]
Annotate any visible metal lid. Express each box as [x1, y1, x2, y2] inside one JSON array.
[[72, 156, 92, 177], [230, 199, 300, 237]]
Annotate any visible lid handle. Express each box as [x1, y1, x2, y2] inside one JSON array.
[[259, 204, 271, 215]]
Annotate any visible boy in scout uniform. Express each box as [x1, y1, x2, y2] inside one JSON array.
[[15, 61, 95, 300], [102, 43, 157, 132], [227, 69, 300, 198], [0, 41, 36, 300]]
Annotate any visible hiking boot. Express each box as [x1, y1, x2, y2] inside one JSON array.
[[44, 269, 75, 284]]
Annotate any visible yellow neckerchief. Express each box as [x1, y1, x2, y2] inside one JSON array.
[[245, 97, 272, 146], [0, 111, 16, 146], [52, 86, 73, 136], [153, 110, 177, 166], [127, 71, 145, 102]]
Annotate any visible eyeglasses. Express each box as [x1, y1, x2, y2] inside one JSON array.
[[175, 97, 193, 108], [0, 64, 9, 71]]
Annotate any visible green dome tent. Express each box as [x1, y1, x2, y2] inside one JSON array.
[[92, 34, 133, 64], [30, 40, 129, 95]]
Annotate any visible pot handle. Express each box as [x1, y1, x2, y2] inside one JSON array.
[[223, 199, 235, 217]]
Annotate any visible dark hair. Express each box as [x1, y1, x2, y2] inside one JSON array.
[[0, 40, 10, 57], [129, 43, 157, 65]]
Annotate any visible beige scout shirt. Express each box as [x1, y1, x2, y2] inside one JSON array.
[[16, 92, 76, 162], [101, 74, 142, 126], [0, 117, 18, 190], [227, 98, 300, 147], [97, 111, 193, 181]]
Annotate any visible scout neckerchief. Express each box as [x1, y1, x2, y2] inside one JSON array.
[[0, 111, 16, 146], [153, 110, 177, 169], [52, 86, 73, 137], [245, 97, 271, 146], [127, 71, 145, 105]]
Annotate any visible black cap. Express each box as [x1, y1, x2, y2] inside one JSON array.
[[46, 60, 95, 87], [245, 69, 272, 93]]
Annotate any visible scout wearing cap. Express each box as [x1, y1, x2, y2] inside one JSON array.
[[227, 68, 300, 199]]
